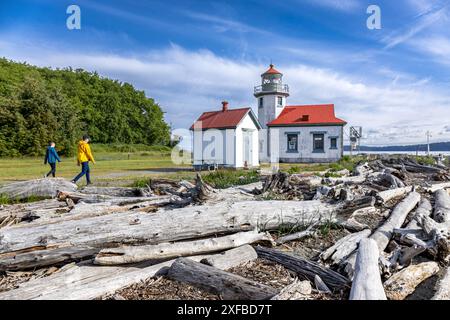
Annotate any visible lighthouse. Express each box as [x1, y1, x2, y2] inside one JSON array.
[[254, 64, 289, 129]]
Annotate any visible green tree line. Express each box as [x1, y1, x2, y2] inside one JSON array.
[[0, 58, 171, 157]]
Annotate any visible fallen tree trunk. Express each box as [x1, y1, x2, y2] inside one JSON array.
[[255, 246, 350, 291], [433, 189, 450, 223], [94, 231, 271, 265], [79, 186, 152, 197], [0, 200, 339, 255], [349, 239, 386, 300], [432, 267, 450, 300], [200, 245, 257, 270], [425, 182, 450, 193], [0, 246, 98, 272], [384, 262, 439, 300], [377, 186, 413, 204], [0, 178, 77, 200], [370, 191, 421, 252], [270, 279, 311, 300], [0, 256, 207, 300], [344, 192, 420, 277], [320, 229, 371, 266], [167, 258, 277, 300]]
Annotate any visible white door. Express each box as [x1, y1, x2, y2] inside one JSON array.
[[243, 130, 252, 166]]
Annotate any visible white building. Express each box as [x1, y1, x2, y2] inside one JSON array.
[[256, 64, 347, 163], [190, 64, 347, 168], [190, 101, 261, 169]]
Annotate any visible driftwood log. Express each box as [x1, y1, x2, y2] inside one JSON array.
[[376, 186, 413, 204], [255, 246, 350, 291], [432, 267, 450, 300], [320, 229, 371, 266], [0, 178, 77, 200], [0, 246, 98, 272], [270, 279, 312, 300], [433, 189, 450, 223], [349, 239, 386, 300], [94, 230, 271, 265], [0, 200, 339, 255], [370, 191, 420, 252], [384, 262, 439, 300], [167, 258, 277, 300], [200, 244, 258, 270]]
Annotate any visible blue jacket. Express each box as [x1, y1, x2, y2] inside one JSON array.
[[44, 146, 61, 164]]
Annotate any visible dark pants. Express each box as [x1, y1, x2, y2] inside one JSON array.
[[46, 163, 56, 177], [73, 161, 91, 184]]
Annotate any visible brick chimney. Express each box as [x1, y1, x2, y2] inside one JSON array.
[[222, 101, 229, 112]]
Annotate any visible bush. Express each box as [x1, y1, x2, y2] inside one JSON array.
[[203, 170, 260, 189]]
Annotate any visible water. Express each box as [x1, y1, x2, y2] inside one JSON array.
[[344, 151, 450, 156]]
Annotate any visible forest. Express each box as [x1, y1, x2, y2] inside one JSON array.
[[0, 58, 171, 157]]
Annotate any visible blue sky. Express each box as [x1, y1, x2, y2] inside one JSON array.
[[1, 0, 450, 147]]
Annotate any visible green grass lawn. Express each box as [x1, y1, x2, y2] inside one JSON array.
[[0, 150, 192, 186]]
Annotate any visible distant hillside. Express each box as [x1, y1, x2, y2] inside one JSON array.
[[344, 141, 450, 152], [0, 58, 170, 156]]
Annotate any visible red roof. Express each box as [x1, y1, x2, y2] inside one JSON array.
[[268, 104, 347, 126], [262, 64, 282, 75], [190, 107, 259, 130]]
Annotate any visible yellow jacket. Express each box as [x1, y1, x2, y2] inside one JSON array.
[[77, 140, 95, 164]]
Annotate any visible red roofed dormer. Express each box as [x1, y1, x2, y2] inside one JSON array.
[[267, 104, 347, 127]]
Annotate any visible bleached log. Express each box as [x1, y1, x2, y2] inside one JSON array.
[[377, 172, 405, 188], [377, 186, 413, 203], [200, 245, 258, 270], [406, 199, 432, 230], [432, 267, 450, 300], [167, 258, 277, 300], [349, 239, 386, 300], [415, 212, 450, 261], [384, 262, 439, 300], [79, 186, 152, 197], [57, 190, 162, 206], [276, 221, 318, 244], [425, 182, 450, 193], [320, 229, 371, 266], [0, 246, 98, 272], [0, 255, 207, 300], [95, 231, 270, 265], [434, 189, 450, 223], [339, 218, 369, 232], [255, 246, 349, 291], [271, 279, 312, 300], [0, 178, 77, 200], [0, 200, 339, 255], [370, 191, 421, 252]]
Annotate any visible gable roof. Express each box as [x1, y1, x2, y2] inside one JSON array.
[[190, 107, 261, 130], [268, 104, 347, 127]]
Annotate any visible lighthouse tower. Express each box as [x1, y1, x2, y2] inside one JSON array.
[[254, 64, 289, 129]]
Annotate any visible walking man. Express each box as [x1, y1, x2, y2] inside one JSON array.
[[71, 135, 95, 185], [44, 141, 61, 178]]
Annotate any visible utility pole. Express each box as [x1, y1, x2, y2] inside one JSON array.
[[426, 131, 432, 156]]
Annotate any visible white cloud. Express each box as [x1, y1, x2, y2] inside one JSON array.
[[304, 0, 361, 12], [382, 5, 448, 49], [1, 40, 450, 148]]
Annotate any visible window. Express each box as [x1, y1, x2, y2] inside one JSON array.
[[287, 134, 298, 152], [277, 96, 283, 107], [258, 97, 264, 108], [313, 134, 324, 152], [330, 137, 337, 149]]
